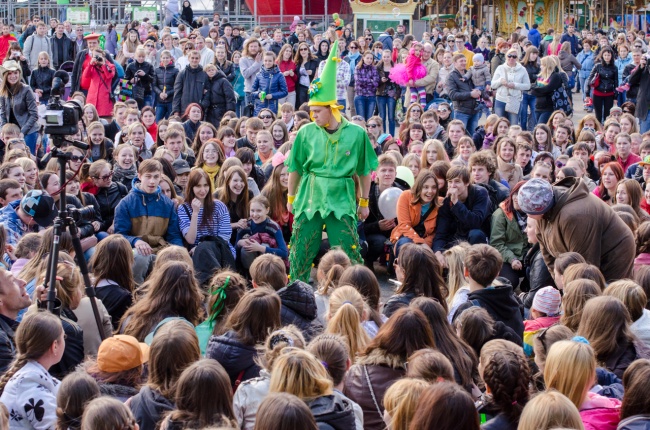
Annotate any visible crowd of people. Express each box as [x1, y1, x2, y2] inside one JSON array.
[[0, 9, 647, 430]]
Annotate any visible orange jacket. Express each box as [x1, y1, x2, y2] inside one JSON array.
[[390, 189, 439, 247]]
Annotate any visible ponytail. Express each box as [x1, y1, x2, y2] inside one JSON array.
[[326, 286, 370, 357], [317, 249, 351, 296], [319, 264, 346, 296]]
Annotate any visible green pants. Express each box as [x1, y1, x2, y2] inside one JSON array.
[[289, 211, 362, 282]]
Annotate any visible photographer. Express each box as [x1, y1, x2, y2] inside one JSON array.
[[0, 60, 39, 155], [4, 42, 31, 84], [124, 46, 155, 109], [81, 48, 115, 117], [70, 33, 118, 95], [631, 52, 650, 133]]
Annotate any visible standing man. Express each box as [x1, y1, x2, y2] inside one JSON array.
[[447, 53, 481, 135], [23, 22, 51, 70], [518, 177, 635, 282], [395, 24, 406, 40], [0, 267, 31, 373], [630, 53, 650, 133], [455, 34, 474, 67], [70, 33, 117, 94], [72, 25, 87, 58], [287, 21, 305, 47], [286, 41, 378, 282], [269, 29, 285, 56], [560, 24, 580, 56], [51, 22, 74, 70], [156, 33, 182, 63], [194, 36, 215, 68]]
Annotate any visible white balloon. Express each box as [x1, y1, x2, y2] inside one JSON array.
[[378, 187, 403, 219], [392, 7, 401, 17]]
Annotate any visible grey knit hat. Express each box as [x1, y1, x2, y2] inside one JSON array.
[[518, 178, 555, 215]]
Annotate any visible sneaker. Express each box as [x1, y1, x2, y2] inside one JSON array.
[[584, 97, 593, 107]]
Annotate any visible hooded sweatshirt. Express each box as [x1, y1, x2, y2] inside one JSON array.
[[308, 394, 357, 430], [129, 386, 174, 430], [528, 27, 541, 48]]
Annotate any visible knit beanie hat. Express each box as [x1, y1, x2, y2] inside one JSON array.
[[473, 53, 485, 64], [518, 178, 555, 215], [532, 286, 562, 316]]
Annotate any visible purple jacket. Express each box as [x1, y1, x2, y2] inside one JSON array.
[[355, 64, 380, 97]]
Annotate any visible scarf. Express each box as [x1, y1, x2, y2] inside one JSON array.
[[514, 210, 527, 235], [113, 164, 137, 184], [202, 164, 220, 191]]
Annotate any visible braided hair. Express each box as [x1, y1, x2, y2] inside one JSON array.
[[0, 311, 63, 395], [480, 339, 531, 425]]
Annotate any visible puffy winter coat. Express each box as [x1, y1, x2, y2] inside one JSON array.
[[172, 64, 210, 115], [251, 65, 288, 115], [277, 280, 323, 341], [615, 54, 633, 85], [521, 243, 556, 309], [447, 67, 479, 115], [206, 330, 261, 388], [125, 60, 155, 95], [354, 63, 380, 97], [343, 349, 406, 430], [577, 49, 596, 80], [206, 69, 237, 126], [580, 392, 622, 430], [29, 66, 55, 101], [153, 63, 179, 104], [96, 181, 128, 231], [81, 62, 116, 117]]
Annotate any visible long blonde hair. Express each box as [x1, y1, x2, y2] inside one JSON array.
[[444, 243, 469, 306], [543, 340, 596, 409], [383, 378, 430, 430], [327, 286, 370, 358], [539, 56, 557, 80], [269, 349, 333, 400]]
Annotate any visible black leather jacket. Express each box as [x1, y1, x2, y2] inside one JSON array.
[[96, 182, 128, 231]]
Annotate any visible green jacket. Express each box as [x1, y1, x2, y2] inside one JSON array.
[[490, 203, 530, 264]]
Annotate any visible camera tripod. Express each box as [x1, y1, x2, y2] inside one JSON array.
[[42, 137, 105, 340]]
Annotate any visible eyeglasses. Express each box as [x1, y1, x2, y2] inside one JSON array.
[[349, 46, 358, 50], [507, 54, 518, 58], [260, 115, 272, 119], [351, 115, 365, 121], [455, 40, 464, 44], [189, 35, 197, 39], [94, 171, 113, 181], [218, 41, 225, 45], [70, 155, 84, 162]]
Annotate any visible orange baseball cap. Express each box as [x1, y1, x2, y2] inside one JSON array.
[[96, 335, 149, 373]]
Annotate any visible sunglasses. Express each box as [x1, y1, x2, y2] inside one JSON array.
[[185, 46, 192, 50], [94, 171, 113, 181], [300, 48, 309, 51], [367, 124, 378, 128], [145, 44, 154, 48], [70, 155, 84, 162], [438, 108, 449, 113], [260, 115, 272, 119], [555, 161, 565, 168], [189, 35, 197, 39], [349, 46, 358, 50]]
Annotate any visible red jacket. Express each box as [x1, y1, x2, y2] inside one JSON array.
[[81, 62, 115, 117], [277, 60, 298, 93], [0, 34, 16, 65]]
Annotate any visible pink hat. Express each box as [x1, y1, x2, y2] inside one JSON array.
[[532, 286, 562, 316]]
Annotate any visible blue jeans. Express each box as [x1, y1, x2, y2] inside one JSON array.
[[338, 98, 347, 110], [519, 93, 537, 131], [155, 102, 173, 122], [354, 95, 376, 121], [617, 90, 626, 106], [640, 109, 650, 134], [236, 97, 245, 117], [453, 111, 480, 135], [537, 111, 552, 125], [376, 95, 396, 135], [24, 132, 38, 155], [394, 236, 414, 258], [494, 100, 518, 125], [578, 75, 591, 103]]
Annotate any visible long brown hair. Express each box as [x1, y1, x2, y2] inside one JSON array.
[[216, 166, 249, 220], [261, 163, 288, 225], [195, 138, 225, 169], [81, 397, 137, 430], [166, 359, 236, 427], [396, 244, 448, 312], [409, 381, 480, 429], [224, 288, 281, 345], [338, 265, 384, 329], [621, 359, 650, 420], [18, 227, 74, 284], [56, 371, 101, 430], [410, 170, 440, 207], [184, 169, 216, 229], [120, 261, 204, 341], [147, 320, 200, 398], [253, 393, 318, 430], [362, 307, 435, 363], [90, 234, 135, 293], [577, 296, 635, 363], [560, 279, 601, 332], [410, 297, 477, 389]]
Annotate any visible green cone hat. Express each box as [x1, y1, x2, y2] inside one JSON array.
[[308, 40, 344, 120]]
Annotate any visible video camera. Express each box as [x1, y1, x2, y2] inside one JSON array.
[[66, 204, 96, 223], [42, 72, 83, 140]]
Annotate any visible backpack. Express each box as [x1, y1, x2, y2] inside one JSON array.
[[551, 84, 573, 116]]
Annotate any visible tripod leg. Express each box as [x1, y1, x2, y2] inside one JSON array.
[[68, 222, 107, 341], [44, 219, 64, 313]]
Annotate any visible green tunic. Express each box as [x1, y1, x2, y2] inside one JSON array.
[[286, 118, 379, 220]]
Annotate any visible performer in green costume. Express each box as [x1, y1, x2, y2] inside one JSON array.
[[286, 40, 379, 282]]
